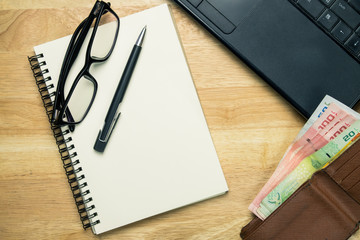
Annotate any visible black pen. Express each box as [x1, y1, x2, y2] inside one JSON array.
[[94, 26, 147, 152]]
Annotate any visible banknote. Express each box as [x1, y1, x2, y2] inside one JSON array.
[[256, 120, 360, 219], [281, 95, 360, 168], [297, 95, 360, 139], [248, 102, 357, 216]]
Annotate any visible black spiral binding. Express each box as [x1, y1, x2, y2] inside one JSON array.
[[28, 54, 100, 230]]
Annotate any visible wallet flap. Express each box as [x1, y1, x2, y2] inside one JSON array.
[[325, 138, 360, 203], [240, 171, 360, 240]]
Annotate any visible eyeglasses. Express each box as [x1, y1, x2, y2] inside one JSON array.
[[52, 0, 120, 131]]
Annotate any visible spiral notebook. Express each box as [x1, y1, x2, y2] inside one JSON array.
[[28, 4, 228, 234]]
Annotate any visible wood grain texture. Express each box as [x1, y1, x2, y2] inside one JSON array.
[[0, 0, 359, 239]]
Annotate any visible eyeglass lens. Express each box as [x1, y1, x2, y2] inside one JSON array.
[[61, 75, 96, 123], [91, 10, 119, 59], [60, 5, 119, 124]]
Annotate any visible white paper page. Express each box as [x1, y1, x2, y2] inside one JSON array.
[[34, 4, 228, 234]]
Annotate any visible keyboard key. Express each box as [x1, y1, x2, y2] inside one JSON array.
[[290, 0, 360, 63], [346, 33, 360, 54], [331, 0, 360, 29], [318, 10, 339, 29], [348, 0, 360, 13], [320, 0, 335, 6], [332, 21, 352, 42], [298, 0, 325, 19]]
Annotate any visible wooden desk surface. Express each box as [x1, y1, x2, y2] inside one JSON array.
[[0, 0, 359, 239]]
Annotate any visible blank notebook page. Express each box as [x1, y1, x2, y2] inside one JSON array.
[[34, 4, 228, 234]]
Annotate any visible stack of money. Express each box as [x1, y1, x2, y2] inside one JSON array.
[[249, 95, 360, 220]]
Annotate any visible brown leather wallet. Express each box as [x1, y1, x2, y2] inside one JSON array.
[[240, 139, 360, 240]]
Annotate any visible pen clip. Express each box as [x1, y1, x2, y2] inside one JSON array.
[[94, 112, 121, 152]]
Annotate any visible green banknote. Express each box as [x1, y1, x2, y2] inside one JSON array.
[[257, 120, 360, 219]]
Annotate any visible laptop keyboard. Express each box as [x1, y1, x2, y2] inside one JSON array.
[[290, 0, 360, 63], [184, 0, 360, 63]]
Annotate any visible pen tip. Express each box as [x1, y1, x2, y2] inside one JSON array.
[[140, 25, 147, 35], [135, 26, 147, 46]]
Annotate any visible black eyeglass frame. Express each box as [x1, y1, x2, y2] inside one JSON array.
[[52, 0, 120, 128]]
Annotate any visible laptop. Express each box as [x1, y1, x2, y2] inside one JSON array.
[[173, 0, 360, 118]]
